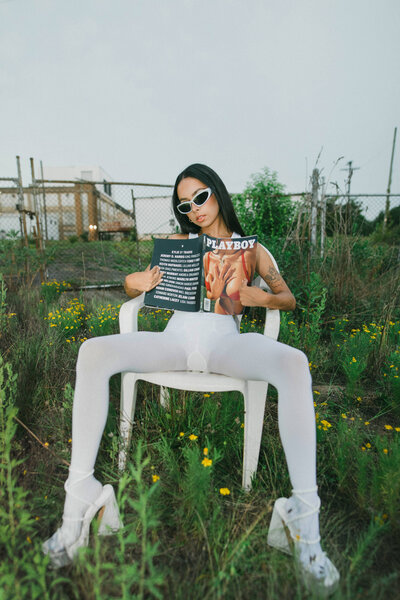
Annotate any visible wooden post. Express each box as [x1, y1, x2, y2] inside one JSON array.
[[22, 211, 29, 247], [16, 155, 30, 284], [57, 193, 64, 240], [74, 183, 84, 237], [30, 157, 46, 282], [87, 183, 98, 241]]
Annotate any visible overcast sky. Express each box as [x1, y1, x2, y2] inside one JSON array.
[[1, 0, 399, 198]]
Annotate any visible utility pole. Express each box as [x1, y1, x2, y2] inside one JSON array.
[[384, 126, 397, 231], [341, 160, 360, 196]]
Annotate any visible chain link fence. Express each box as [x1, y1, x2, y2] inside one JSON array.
[[0, 164, 399, 289]]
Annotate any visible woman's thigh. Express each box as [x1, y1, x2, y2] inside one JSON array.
[[76, 330, 188, 379], [208, 332, 310, 390]]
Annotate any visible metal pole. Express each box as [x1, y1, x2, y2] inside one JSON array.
[[384, 126, 397, 231], [131, 189, 142, 270], [40, 160, 49, 241], [15, 155, 25, 241], [320, 176, 326, 258], [310, 168, 319, 254]]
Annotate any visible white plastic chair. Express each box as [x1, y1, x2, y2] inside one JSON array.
[[118, 253, 280, 491]]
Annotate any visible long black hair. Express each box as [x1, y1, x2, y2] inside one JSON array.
[[172, 163, 245, 236]]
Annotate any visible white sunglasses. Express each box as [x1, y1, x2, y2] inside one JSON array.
[[177, 187, 213, 215]]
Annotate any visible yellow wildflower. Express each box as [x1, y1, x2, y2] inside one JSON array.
[[219, 488, 230, 496], [383, 448, 388, 454], [179, 432, 185, 437], [201, 457, 212, 467], [188, 434, 198, 441], [203, 447, 208, 456], [152, 474, 160, 482], [384, 425, 393, 430]]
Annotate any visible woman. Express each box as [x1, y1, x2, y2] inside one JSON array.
[[43, 164, 339, 595]]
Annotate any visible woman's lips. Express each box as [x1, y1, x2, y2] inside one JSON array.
[[196, 215, 205, 223]]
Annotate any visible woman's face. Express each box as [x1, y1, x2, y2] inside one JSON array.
[[177, 177, 221, 229]]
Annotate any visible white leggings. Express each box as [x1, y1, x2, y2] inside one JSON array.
[[70, 311, 316, 490]]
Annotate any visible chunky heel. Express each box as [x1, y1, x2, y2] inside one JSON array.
[[267, 497, 292, 555], [43, 470, 123, 568], [267, 487, 340, 596], [97, 485, 123, 536]]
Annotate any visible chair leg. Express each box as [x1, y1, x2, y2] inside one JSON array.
[[242, 381, 268, 491], [160, 386, 170, 409], [119, 372, 139, 472]]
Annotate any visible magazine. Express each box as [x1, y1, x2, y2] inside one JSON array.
[[144, 234, 258, 315]]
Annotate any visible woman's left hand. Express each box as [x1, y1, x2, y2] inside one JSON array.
[[239, 281, 268, 307]]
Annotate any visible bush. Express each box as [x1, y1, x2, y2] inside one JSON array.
[[233, 168, 295, 246]]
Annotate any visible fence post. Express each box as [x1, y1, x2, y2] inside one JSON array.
[[74, 183, 84, 237], [16, 155, 32, 284], [87, 183, 99, 241], [310, 168, 319, 254], [30, 157, 46, 283], [39, 161, 49, 242], [131, 190, 142, 270], [384, 126, 397, 232], [320, 176, 326, 259]]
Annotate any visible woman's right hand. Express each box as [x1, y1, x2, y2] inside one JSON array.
[[124, 266, 163, 297]]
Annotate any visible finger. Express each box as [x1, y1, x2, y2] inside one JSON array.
[[222, 262, 231, 277], [227, 267, 236, 280]]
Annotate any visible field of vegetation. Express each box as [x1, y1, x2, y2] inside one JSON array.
[[1, 170, 399, 599]]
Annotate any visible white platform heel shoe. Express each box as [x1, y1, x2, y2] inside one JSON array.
[[42, 469, 123, 568], [267, 486, 339, 597]]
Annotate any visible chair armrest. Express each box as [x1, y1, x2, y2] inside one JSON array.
[[264, 308, 280, 340], [119, 294, 145, 334]]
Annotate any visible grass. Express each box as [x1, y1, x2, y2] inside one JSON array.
[[1, 277, 400, 599]]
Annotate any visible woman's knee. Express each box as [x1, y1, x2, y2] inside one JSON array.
[[282, 347, 311, 381], [77, 336, 111, 371]]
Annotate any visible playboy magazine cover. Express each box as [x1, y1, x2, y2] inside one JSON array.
[[144, 235, 257, 315]]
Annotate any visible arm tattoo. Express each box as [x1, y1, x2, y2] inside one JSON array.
[[265, 267, 283, 284]]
